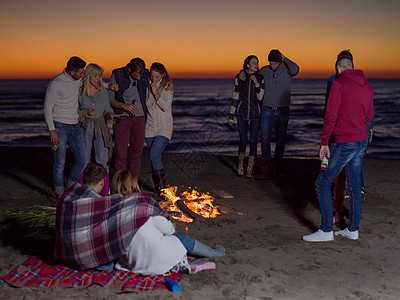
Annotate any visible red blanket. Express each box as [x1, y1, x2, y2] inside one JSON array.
[[1, 256, 182, 293]]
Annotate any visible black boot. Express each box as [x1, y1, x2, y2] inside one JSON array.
[[159, 169, 167, 189], [272, 164, 283, 178], [152, 169, 168, 193], [152, 170, 161, 192]]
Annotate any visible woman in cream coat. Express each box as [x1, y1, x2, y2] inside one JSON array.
[[145, 62, 174, 193]]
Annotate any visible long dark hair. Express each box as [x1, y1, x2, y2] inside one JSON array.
[[243, 55, 259, 71]]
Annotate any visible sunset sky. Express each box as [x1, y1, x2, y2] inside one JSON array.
[[1, 0, 400, 79]]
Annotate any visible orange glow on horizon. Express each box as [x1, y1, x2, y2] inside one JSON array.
[[1, 1, 400, 80], [1, 68, 399, 80]]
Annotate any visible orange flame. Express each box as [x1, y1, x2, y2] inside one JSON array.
[[159, 186, 221, 223]]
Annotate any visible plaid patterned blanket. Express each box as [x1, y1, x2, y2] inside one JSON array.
[[1, 256, 182, 292], [55, 183, 171, 270]]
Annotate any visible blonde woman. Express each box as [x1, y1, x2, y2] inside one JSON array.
[[111, 169, 225, 276], [145, 62, 174, 193], [110, 169, 141, 195], [78, 63, 121, 195]]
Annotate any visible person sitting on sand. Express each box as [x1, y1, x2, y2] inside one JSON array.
[[111, 169, 225, 275], [55, 163, 224, 275]]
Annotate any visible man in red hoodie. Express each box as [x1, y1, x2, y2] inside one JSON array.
[[303, 57, 374, 242]]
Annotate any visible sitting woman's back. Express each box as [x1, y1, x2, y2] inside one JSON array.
[[111, 169, 189, 275]]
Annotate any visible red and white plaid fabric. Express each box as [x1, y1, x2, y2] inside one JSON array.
[[1, 256, 182, 292], [55, 183, 170, 270]]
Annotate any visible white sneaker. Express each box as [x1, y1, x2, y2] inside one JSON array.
[[334, 228, 359, 240], [302, 229, 334, 242]]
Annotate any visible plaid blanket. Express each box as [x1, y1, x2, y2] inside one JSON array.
[[55, 183, 171, 270], [1, 256, 182, 293]]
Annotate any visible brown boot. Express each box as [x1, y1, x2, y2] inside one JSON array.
[[256, 164, 271, 180], [272, 164, 283, 178]]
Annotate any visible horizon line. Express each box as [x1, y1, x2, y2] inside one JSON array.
[[1, 70, 400, 80], [1, 76, 400, 80]]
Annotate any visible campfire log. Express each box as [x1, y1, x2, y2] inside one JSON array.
[[175, 200, 204, 220], [180, 197, 212, 203], [166, 210, 182, 218]]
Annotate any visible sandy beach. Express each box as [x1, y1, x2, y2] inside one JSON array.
[[0, 146, 400, 299]]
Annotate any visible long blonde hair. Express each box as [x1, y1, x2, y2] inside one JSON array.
[[81, 63, 105, 96], [149, 62, 170, 94], [110, 170, 141, 195]]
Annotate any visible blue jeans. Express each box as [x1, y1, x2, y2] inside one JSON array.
[[173, 233, 195, 253], [146, 136, 169, 171], [345, 170, 365, 194], [83, 133, 109, 172], [237, 118, 260, 156], [316, 139, 368, 232], [53, 122, 86, 195], [260, 106, 290, 165]]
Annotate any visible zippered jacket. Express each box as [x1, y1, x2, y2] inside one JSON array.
[[229, 72, 264, 122]]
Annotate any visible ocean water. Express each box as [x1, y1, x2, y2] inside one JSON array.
[[0, 78, 399, 159]]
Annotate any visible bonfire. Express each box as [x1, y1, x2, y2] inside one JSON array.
[[159, 186, 221, 223]]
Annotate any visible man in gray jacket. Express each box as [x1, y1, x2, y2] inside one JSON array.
[[258, 49, 299, 178]]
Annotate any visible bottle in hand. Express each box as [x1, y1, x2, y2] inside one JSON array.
[[321, 156, 328, 170]]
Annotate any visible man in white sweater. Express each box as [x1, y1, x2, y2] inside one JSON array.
[[43, 56, 87, 197]]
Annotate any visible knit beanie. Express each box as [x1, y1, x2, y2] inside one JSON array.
[[268, 49, 282, 62]]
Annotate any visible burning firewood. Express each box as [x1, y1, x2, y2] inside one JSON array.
[[166, 210, 182, 218], [159, 186, 221, 222], [175, 200, 202, 220]]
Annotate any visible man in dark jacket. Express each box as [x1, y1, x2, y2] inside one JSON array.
[[108, 58, 149, 177]]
